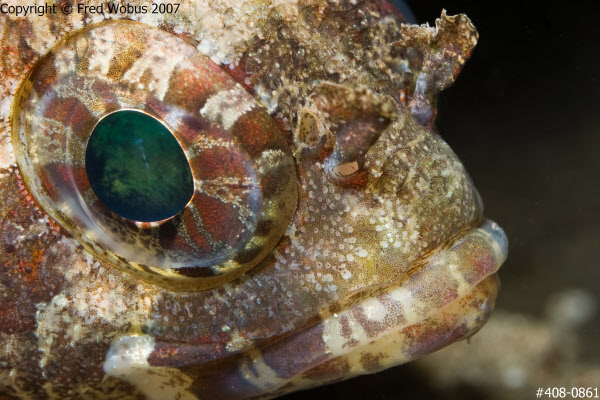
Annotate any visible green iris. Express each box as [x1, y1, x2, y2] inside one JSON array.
[[85, 110, 194, 222]]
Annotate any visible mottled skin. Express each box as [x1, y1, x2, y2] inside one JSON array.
[[0, 1, 507, 399]]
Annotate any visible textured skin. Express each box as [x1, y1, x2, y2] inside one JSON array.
[[0, 1, 507, 399]]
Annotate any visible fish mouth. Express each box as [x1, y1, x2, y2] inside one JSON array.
[[103, 221, 507, 399], [241, 220, 508, 397]]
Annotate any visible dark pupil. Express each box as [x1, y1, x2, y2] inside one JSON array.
[[85, 110, 194, 222]]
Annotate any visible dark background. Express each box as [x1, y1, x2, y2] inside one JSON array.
[[287, 1, 600, 398]]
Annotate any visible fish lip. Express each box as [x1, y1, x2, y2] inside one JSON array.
[[324, 218, 509, 337], [128, 221, 508, 398], [334, 218, 508, 316], [476, 219, 509, 269], [325, 217, 508, 346], [234, 220, 508, 397], [252, 220, 508, 388]]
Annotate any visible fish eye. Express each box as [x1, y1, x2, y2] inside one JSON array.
[[11, 20, 298, 291], [85, 109, 194, 223]]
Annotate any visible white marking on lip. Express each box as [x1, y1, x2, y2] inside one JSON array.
[[362, 297, 388, 323], [103, 334, 198, 400], [389, 286, 419, 322], [322, 312, 369, 357], [478, 219, 509, 264], [238, 349, 287, 391]]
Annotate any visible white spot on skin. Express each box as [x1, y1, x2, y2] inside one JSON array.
[[362, 298, 388, 323], [0, 122, 15, 170]]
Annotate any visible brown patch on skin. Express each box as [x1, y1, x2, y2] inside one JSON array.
[[158, 218, 194, 253], [231, 108, 289, 158], [137, 69, 154, 88], [180, 208, 213, 255], [407, 264, 460, 313], [41, 90, 94, 138], [240, 9, 331, 95], [301, 355, 351, 380], [144, 96, 171, 120], [105, 45, 143, 82], [175, 115, 225, 145], [163, 64, 222, 113], [259, 168, 288, 198], [222, 60, 254, 93], [253, 219, 273, 237], [192, 193, 248, 247], [360, 352, 386, 372], [30, 53, 57, 94], [233, 246, 263, 265], [2, 19, 37, 76], [41, 339, 126, 397], [0, 299, 36, 334], [90, 79, 120, 113], [148, 341, 226, 367], [183, 354, 262, 399], [399, 278, 501, 362], [339, 315, 352, 339], [403, 320, 470, 359], [261, 321, 329, 380], [0, 333, 47, 399], [0, 178, 69, 334], [19, 246, 44, 284], [190, 146, 252, 182]]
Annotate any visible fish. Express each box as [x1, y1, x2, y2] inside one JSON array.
[[0, 0, 507, 398]]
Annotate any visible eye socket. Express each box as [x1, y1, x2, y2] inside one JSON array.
[[11, 20, 298, 290], [85, 109, 194, 223]]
